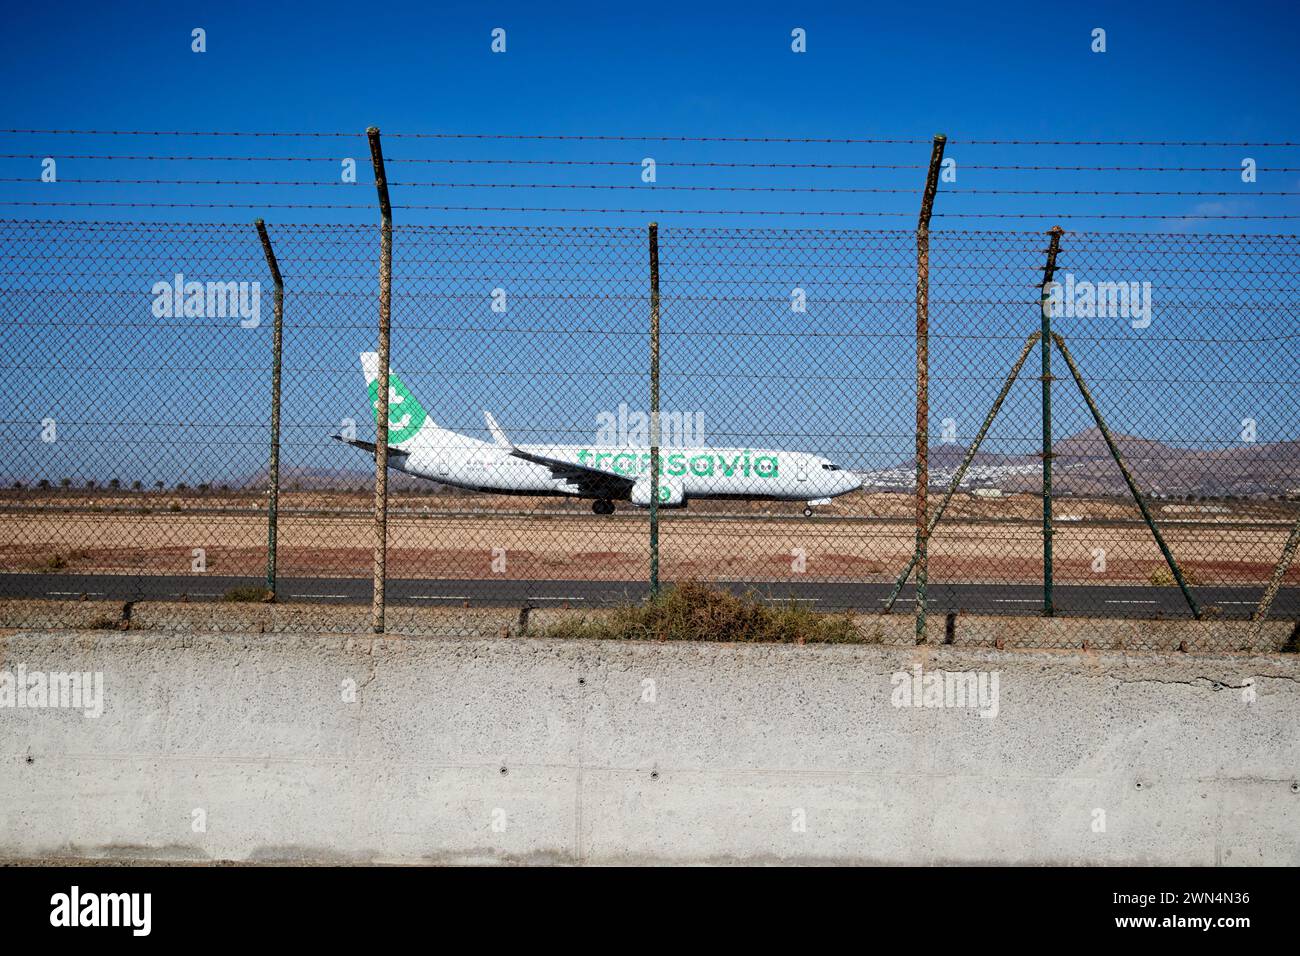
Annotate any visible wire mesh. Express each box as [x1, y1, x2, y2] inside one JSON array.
[[658, 228, 916, 606], [925, 230, 1299, 620], [0, 219, 1296, 643], [1, 220, 273, 601]]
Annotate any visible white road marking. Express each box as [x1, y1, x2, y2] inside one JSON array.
[[993, 599, 1040, 604], [47, 590, 104, 596], [411, 594, 471, 600], [527, 596, 587, 602], [291, 593, 348, 599], [1105, 599, 1159, 605]]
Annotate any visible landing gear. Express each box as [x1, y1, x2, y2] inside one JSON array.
[[803, 498, 831, 518], [592, 499, 615, 515]]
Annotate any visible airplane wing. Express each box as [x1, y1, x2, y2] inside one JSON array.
[[483, 411, 634, 499]]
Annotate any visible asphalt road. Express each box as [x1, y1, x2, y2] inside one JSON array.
[[1, 504, 1292, 532], [1, 572, 1295, 620]]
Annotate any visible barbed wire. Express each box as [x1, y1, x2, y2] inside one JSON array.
[[5, 154, 1299, 174], [4, 200, 1297, 219], [3, 130, 1295, 232], [7, 177, 1296, 198], [4, 129, 1298, 147], [5, 218, 1295, 240]]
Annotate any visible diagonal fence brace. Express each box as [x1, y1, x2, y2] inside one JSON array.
[[884, 331, 1042, 612], [1051, 332, 1202, 620]]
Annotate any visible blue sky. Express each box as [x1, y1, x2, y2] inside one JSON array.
[[1, 1, 1296, 148], [2, 0, 1298, 224], [1, 1, 1297, 485]]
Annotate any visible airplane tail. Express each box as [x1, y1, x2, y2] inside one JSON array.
[[359, 351, 442, 452]]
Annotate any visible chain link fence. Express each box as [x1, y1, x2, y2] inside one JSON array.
[[1, 219, 1296, 639], [923, 230, 1299, 619]]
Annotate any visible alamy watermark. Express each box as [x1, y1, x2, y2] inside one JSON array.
[[151, 272, 261, 327], [596, 402, 704, 447], [890, 664, 999, 718], [50, 886, 150, 936], [0, 664, 104, 718], [1044, 273, 1153, 329]]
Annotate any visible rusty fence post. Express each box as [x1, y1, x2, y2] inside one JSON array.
[[368, 127, 393, 634], [912, 133, 946, 643], [648, 222, 661, 598], [254, 218, 284, 598], [1039, 226, 1065, 616]]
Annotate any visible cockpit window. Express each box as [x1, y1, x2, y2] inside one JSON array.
[[821, 463, 842, 471]]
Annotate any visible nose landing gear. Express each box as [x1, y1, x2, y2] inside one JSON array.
[[803, 506, 814, 517], [592, 499, 615, 515]]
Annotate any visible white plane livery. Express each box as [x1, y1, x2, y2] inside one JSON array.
[[336, 352, 861, 515]]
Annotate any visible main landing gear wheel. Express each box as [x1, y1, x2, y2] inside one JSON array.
[[592, 499, 615, 515], [803, 506, 814, 517]]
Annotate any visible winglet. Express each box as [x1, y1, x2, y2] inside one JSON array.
[[483, 411, 512, 449]]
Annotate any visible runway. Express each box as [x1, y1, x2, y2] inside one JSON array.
[[1, 572, 1294, 620]]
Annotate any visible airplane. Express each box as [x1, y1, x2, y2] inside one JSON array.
[[336, 352, 862, 516]]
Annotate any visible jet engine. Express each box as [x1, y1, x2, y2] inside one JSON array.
[[631, 474, 685, 508]]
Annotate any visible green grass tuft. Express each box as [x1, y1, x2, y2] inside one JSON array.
[[540, 581, 863, 644]]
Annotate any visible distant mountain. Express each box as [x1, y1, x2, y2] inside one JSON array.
[[895, 443, 1033, 472], [1044, 429, 1300, 498], [880, 427, 1300, 497]]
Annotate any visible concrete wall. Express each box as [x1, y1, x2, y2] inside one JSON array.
[[1, 628, 1297, 865]]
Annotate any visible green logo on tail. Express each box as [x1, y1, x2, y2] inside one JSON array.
[[368, 373, 427, 444]]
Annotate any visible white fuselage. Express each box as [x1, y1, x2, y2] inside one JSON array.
[[397, 435, 860, 504]]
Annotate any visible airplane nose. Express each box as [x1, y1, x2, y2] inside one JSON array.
[[842, 472, 862, 493]]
